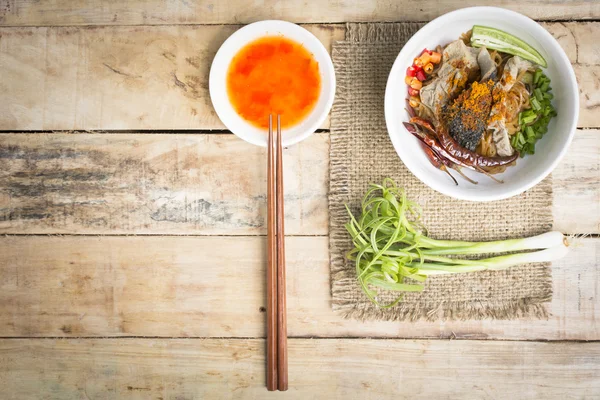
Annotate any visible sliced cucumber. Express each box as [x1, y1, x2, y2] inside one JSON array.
[[470, 25, 547, 67]]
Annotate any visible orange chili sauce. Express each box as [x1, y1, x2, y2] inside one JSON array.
[[226, 36, 321, 129]]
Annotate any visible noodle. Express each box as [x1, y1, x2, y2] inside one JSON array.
[[507, 119, 520, 136], [477, 131, 497, 157], [459, 29, 472, 44], [505, 81, 530, 135], [488, 50, 503, 66], [488, 134, 497, 157]]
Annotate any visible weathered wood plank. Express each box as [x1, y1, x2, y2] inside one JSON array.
[[1, 0, 599, 26], [0, 24, 343, 130], [0, 130, 597, 235], [0, 338, 598, 399], [552, 129, 600, 234], [0, 23, 598, 131], [535, 23, 600, 129], [543, 22, 600, 66], [0, 133, 329, 235], [1, 236, 597, 340], [574, 65, 600, 127]]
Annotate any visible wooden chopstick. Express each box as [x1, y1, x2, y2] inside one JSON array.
[[266, 114, 278, 391], [266, 114, 288, 391], [275, 114, 288, 391]]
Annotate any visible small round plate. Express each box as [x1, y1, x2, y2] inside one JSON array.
[[209, 20, 336, 147]]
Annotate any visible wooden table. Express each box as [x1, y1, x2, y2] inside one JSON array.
[[0, 1, 599, 398]]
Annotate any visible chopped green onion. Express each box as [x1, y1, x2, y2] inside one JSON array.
[[522, 113, 537, 124], [533, 69, 542, 85], [513, 69, 556, 156], [526, 126, 534, 138], [522, 72, 533, 84], [534, 88, 543, 101]]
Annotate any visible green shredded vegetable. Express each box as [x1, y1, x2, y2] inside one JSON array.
[[344, 179, 426, 307], [344, 179, 568, 307], [512, 69, 557, 156]]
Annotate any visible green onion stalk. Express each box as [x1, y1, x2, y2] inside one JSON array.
[[344, 179, 569, 308]]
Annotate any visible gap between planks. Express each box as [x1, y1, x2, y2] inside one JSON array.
[[0, 129, 331, 134], [0, 128, 598, 133], [1, 232, 330, 238], [0, 337, 599, 344], [9, 19, 600, 26], [2, 233, 599, 237], [2, 20, 600, 28]]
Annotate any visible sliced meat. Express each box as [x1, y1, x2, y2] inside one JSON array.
[[467, 46, 497, 82], [420, 40, 480, 121], [490, 122, 513, 157], [497, 56, 533, 91], [476, 47, 497, 81]]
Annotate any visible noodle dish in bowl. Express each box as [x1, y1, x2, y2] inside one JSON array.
[[384, 7, 579, 201]]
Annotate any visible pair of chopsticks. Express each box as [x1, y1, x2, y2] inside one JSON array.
[[267, 114, 288, 391]]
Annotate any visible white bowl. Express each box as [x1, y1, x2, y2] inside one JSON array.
[[384, 7, 579, 201], [209, 20, 336, 147]]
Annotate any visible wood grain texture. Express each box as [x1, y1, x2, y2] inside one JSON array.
[[552, 129, 600, 234], [0, 130, 597, 235], [0, 235, 597, 340], [0, 4, 596, 397], [1, 0, 599, 25], [0, 24, 343, 130], [542, 22, 600, 127], [0, 23, 598, 130], [543, 22, 600, 66], [0, 133, 329, 235], [0, 338, 598, 399]]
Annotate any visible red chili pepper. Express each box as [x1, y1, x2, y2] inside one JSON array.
[[408, 87, 420, 97], [416, 70, 427, 82], [420, 48, 432, 56], [409, 117, 519, 168], [406, 66, 417, 77], [411, 65, 424, 78]]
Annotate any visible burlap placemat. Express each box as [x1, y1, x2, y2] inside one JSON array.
[[329, 23, 553, 321]]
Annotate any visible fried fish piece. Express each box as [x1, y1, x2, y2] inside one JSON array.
[[443, 80, 494, 151]]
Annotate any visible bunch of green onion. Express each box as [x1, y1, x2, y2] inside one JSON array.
[[512, 69, 557, 156], [344, 179, 569, 307]]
